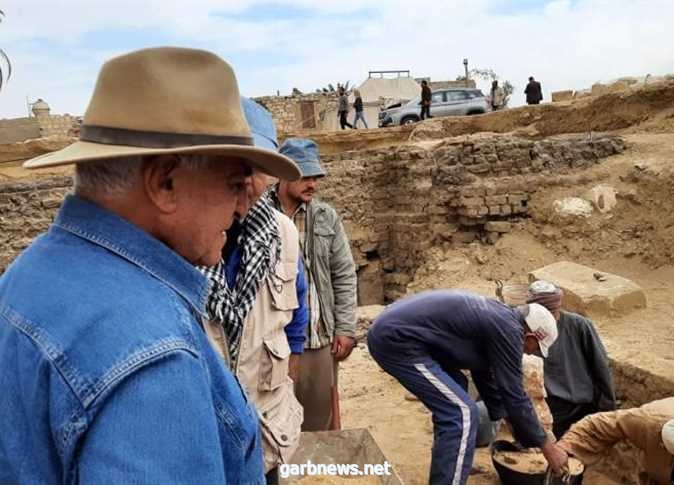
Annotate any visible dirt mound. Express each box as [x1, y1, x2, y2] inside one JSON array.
[[411, 80, 674, 141], [0, 137, 75, 180]]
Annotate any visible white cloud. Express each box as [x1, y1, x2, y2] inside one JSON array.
[[1, 0, 673, 118]]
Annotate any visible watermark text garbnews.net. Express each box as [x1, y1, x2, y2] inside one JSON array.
[[279, 460, 393, 478]]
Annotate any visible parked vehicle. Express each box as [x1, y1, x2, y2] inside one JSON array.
[[378, 88, 490, 127]]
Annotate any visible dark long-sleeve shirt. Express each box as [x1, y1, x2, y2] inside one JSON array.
[[421, 84, 432, 102], [524, 80, 543, 104], [544, 311, 616, 410], [370, 290, 547, 447]]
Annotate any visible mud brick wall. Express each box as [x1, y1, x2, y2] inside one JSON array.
[[318, 134, 625, 302], [0, 134, 624, 304], [0, 177, 72, 272]]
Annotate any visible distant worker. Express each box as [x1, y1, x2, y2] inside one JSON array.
[[367, 290, 568, 485], [525, 76, 543, 104], [337, 87, 353, 130], [420, 79, 432, 120], [559, 398, 674, 485], [352, 89, 368, 129], [269, 138, 358, 432], [527, 280, 616, 439], [490, 80, 505, 110]]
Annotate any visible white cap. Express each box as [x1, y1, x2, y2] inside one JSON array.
[[662, 419, 674, 455], [523, 303, 559, 358], [528, 280, 558, 294]]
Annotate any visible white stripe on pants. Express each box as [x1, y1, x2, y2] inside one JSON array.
[[414, 363, 472, 485]]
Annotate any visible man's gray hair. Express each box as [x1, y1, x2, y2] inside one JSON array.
[[73, 154, 213, 196]]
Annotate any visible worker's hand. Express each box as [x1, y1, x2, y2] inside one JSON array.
[[540, 439, 569, 475], [288, 354, 301, 383], [331, 335, 356, 361]]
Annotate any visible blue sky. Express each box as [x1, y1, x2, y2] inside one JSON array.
[[1, 0, 673, 119]]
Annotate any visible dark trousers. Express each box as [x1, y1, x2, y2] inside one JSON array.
[[368, 336, 478, 485], [420, 104, 431, 120], [547, 395, 597, 439], [265, 467, 278, 485], [339, 111, 352, 129]]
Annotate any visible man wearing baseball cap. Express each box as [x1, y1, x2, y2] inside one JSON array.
[[559, 398, 674, 484], [367, 289, 567, 485], [0, 47, 300, 484]]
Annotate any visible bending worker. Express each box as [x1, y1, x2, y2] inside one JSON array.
[[559, 398, 674, 485], [367, 290, 568, 485], [526, 280, 616, 438]]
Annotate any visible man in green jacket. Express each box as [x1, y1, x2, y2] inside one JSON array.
[[268, 137, 357, 431]]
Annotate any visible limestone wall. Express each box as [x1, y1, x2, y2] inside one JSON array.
[[37, 114, 80, 138], [0, 134, 624, 305], [254, 93, 339, 132]]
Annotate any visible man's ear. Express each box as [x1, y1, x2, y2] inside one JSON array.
[[142, 155, 179, 214]]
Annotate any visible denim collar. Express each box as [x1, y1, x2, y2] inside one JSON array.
[[54, 195, 210, 317]]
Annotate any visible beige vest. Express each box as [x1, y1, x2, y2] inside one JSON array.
[[205, 210, 304, 472]]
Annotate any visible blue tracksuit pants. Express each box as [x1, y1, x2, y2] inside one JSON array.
[[368, 339, 478, 485]]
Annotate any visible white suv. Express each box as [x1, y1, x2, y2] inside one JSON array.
[[378, 88, 490, 127]]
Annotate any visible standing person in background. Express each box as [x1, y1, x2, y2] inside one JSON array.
[[337, 87, 353, 130], [420, 79, 432, 120], [352, 89, 368, 129], [490, 80, 505, 110], [268, 138, 358, 432], [526, 280, 616, 439], [525, 76, 543, 104]]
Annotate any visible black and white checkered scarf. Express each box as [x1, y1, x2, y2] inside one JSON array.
[[200, 197, 281, 364]]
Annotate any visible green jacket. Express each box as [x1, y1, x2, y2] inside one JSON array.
[[305, 198, 357, 340]]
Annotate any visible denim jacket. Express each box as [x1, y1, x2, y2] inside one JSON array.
[[0, 195, 264, 484]]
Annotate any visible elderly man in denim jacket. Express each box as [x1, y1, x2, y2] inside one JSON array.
[[0, 47, 300, 484], [268, 138, 358, 431]]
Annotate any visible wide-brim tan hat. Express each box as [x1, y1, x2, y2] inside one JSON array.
[[24, 47, 301, 181]]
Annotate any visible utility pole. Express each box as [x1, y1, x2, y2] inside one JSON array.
[[463, 58, 469, 87]]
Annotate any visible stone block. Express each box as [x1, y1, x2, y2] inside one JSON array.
[[485, 221, 512, 233], [467, 163, 491, 174], [529, 261, 647, 316], [453, 230, 479, 244], [486, 232, 500, 244], [585, 185, 617, 213], [485, 195, 508, 205], [459, 197, 484, 208]]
